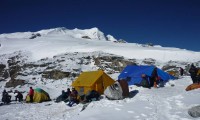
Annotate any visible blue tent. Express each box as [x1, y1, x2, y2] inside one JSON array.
[[118, 65, 175, 86]]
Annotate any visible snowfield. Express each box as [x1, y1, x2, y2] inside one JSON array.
[[0, 77, 199, 120], [0, 27, 200, 120]]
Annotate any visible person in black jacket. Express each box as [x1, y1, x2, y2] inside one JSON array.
[[14, 90, 23, 102], [180, 67, 184, 76], [140, 74, 150, 88], [2, 90, 11, 104], [189, 64, 197, 83], [151, 68, 158, 88]]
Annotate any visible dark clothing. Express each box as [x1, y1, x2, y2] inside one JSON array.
[[140, 76, 150, 88], [189, 66, 198, 83], [70, 89, 78, 101], [85, 90, 100, 102], [67, 89, 78, 107], [2, 90, 7, 97], [29, 95, 33, 103], [55, 90, 71, 103], [66, 90, 71, 97], [151, 68, 158, 87], [2, 91, 11, 104], [197, 75, 200, 84], [180, 68, 184, 76], [60, 91, 68, 100], [15, 92, 23, 102]]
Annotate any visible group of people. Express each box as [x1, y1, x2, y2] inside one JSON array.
[[56, 88, 79, 107], [56, 87, 100, 106], [1, 89, 23, 104], [140, 68, 164, 88], [1, 87, 34, 104], [189, 64, 200, 84], [140, 65, 199, 88]]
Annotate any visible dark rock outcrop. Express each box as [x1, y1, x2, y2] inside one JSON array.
[[5, 79, 25, 88], [29, 33, 41, 39], [82, 36, 91, 39], [42, 70, 70, 80]]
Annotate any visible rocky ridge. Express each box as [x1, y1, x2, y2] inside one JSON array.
[[0, 51, 198, 88]]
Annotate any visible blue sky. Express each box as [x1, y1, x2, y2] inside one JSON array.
[[0, 0, 200, 51]]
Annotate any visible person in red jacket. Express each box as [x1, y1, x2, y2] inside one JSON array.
[[29, 87, 34, 103]]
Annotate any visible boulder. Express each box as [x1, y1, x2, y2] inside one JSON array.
[[188, 105, 200, 118], [104, 82, 123, 100]]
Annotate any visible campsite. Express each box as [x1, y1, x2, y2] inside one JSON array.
[[0, 27, 200, 120], [1, 75, 200, 120]]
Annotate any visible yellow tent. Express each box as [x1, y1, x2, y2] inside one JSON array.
[[26, 88, 50, 103], [72, 70, 115, 95]]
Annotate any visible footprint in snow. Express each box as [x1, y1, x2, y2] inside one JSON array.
[[134, 116, 140, 118], [115, 108, 121, 111], [145, 107, 153, 109], [175, 100, 184, 106], [141, 113, 147, 117], [127, 111, 134, 113]]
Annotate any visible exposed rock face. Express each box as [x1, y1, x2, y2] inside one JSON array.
[[117, 39, 127, 43], [42, 70, 70, 80], [1, 51, 199, 88], [93, 56, 137, 72], [82, 36, 91, 39], [5, 79, 25, 88], [9, 65, 21, 78], [142, 58, 156, 65], [0, 64, 6, 70], [29, 33, 41, 39], [0, 64, 6, 78], [162, 65, 177, 71]]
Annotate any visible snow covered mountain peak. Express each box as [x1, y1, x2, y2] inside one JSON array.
[[36, 27, 107, 40], [0, 27, 200, 62], [72, 27, 107, 40], [0, 27, 109, 41], [106, 34, 118, 42], [37, 27, 68, 35]]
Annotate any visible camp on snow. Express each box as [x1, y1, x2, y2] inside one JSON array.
[[26, 88, 50, 103], [72, 70, 115, 95], [118, 65, 175, 86]]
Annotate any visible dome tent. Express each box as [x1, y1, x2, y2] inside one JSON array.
[[26, 88, 50, 103], [72, 70, 115, 95], [118, 65, 175, 86]]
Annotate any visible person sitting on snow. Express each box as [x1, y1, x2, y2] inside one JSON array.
[[66, 88, 71, 97], [85, 90, 100, 102], [14, 90, 23, 102], [1, 90, 11, 104], [67, 88, 78, 107], [140, 74, 150, 88]]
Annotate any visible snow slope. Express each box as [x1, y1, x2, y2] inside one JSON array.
[[0, 77, 199, 120], [0, 27, 200, 62]]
